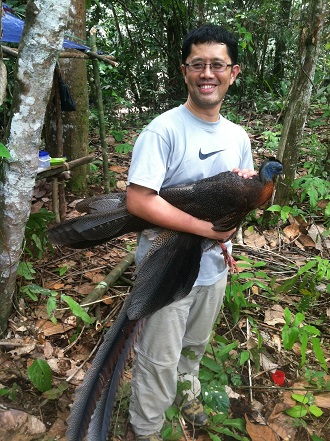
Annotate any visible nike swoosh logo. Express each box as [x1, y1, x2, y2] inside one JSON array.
[[199, 148, 224, 160]]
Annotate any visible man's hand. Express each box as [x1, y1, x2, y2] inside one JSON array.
[[232, 168, 257, 179]]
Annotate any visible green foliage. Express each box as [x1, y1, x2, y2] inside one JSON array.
[[43, 381, 69, 400], [292, 175, 330, 215], [225, 257, 272, 323], [19, 283, 95, 325], [0, 382, 19, 401], [88, 160, 117, 187], [110, 129, 128, 142], [275, 257, 330, 311], [303, 368, 330, 389], [260, 129, 281, 151], [0, 142, 11, 159], [285, 392, 323, 419], [267, 204, 307, 223], [61, 294, 95, 325], [20, 283, 58, 324], [17, 261, 36, 281], [114, 142, 133, 154], [24, 209, 55, 259], [27, 359, 52, 392], [282, 307, 327, 370]]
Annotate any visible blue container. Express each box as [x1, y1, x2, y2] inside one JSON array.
[[38, 151, 51, 168]]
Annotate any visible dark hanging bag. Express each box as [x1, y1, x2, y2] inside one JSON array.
[[58, 73, 76, 111]]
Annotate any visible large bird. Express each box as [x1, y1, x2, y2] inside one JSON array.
[[48, 158, 283, 441]]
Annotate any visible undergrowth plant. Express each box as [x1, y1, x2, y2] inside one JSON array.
[[163, 335, 250, 441], [224, 257, 276, 323], [24, 208, 55, 259], [225, 255, 329, 368], [20, 283, 95, 326]]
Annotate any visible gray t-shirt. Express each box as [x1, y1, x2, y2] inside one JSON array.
[[128, 105, 253, 285]]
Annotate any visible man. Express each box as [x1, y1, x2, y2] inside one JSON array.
[[126, 23, 255, 441]]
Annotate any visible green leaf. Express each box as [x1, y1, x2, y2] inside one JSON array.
[[61, 295, 94, 324], [309, 405, 323, 417], [303, 324, 320, 336], [209, 426, 249, 440], [311, 435, 326, 441], [201, 355, 222, 373], [209, 434, 222, 441], [0, 388, 9, 396], [217, 342, 239, 359], [222, 418, 246, 430], [43, 381, 68, 400], [300, 330, 308, 366], [202, 384, 229, 414], [282, 325, 299, 350], [27, 359, 52, 392], [47, 297, 57, 324], [267, 204, 281, 212], [284, 307, 291, 324], [239, 350, 250, 366], [291, 393, 308, 404], [297, 260, 317, 275], [0, 142, 12, 159], [17, 261, 36, 281], [292, 312, 305, 327], [285, 404, 308, 418], [165, 405, 179, 421], [311, 337, 327, 371]]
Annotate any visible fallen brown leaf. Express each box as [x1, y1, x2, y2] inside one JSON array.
[[267, 402, 297, 440], [0, 409, 46, 439], [245, 414, 280, 441]]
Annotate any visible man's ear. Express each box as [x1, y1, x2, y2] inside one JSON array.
[[181, 64, 188, 83], [230, 65, 240, 85]]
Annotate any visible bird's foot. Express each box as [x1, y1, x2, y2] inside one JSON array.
[[219, 243, 239, 273]]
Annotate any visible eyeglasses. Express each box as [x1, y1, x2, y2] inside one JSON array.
[[184, 61, 234, 72]]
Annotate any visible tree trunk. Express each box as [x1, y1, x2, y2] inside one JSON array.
[[275, 0, 327, 205], [59, 0, 89, 193], [0, 0, 71, 336]]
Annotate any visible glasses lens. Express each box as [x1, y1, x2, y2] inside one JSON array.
[[212, 63, 226, 72], [190, 63, 204, 71], [188, 62, 227, 72]]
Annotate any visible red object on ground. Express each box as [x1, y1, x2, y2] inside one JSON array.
[[271, 370, 285, 386]]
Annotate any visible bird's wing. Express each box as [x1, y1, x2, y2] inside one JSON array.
[[75, 193, 127, 214], [48, 207, 152, 248]]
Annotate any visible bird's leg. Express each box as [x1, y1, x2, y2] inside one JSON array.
[[219, 242, 238, 273]]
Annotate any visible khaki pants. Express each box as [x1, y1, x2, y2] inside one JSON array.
[[129, 276, 227, 436]]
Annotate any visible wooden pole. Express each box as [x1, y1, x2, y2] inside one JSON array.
[[90, 28, 110, 194], [36, 155, 94, 179], [0, 44, 119, 66]]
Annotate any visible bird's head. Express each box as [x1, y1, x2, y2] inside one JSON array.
[[259, 158, 284, 183]]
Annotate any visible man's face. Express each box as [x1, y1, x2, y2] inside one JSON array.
[[181, 42, 240, 113]]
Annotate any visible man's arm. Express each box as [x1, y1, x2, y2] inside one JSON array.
[[126, 183, 235, 242], [126, 168, 256, 241]]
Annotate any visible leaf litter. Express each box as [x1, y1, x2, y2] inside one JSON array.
[[1, 129, 329, 441]]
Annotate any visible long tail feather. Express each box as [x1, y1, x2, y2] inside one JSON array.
[[127, 231, 203, 319], [87, 319, 145, 441], [67, 231, 203, 440], [66, 303, 137, 441]]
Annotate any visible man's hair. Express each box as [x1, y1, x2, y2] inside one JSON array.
[[182, 24, 238, 65]]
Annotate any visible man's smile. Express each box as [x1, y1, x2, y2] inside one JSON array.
[[198, 83, 218, 93]]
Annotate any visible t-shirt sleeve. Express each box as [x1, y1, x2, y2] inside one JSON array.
[[127, 128, 171, 193]]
